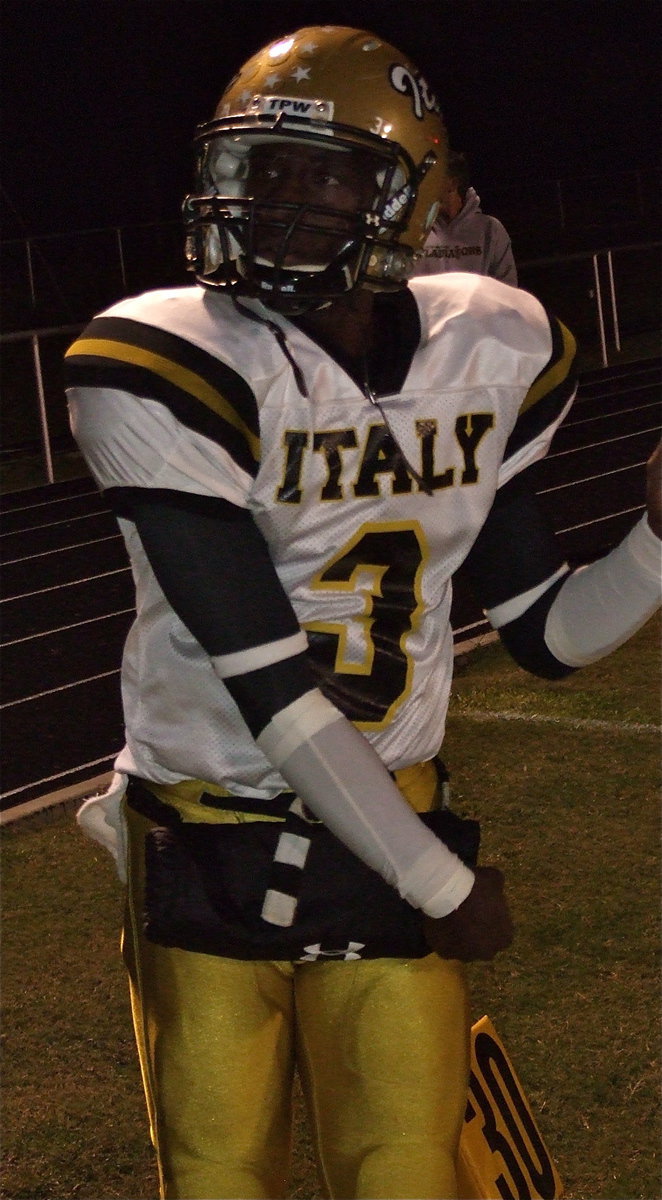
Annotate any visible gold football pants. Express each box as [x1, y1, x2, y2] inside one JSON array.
[[122, 803, 471, 1200]]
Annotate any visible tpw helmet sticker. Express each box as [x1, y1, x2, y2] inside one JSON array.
[[246, 94, 335, 120]]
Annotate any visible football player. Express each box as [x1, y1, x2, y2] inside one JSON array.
[[66, 26, 662, 1200]]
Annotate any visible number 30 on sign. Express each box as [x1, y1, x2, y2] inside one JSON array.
[[457, 1015, 564, 1199]]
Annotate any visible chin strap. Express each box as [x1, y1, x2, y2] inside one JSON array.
[[364, 384, 434, 497], [231, 295, 309, 398]]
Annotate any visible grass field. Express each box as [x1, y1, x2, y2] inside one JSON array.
[[2, 615, 660, 1200]]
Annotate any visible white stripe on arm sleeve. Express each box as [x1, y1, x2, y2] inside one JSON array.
[[211, 632, 309, 678], [486, 564, 570, 629], [544, 516, 662, 666], [257, 691, 475, 917]]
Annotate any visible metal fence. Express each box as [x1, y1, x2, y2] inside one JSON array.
[[1, 219, 660, 489], [485, 168, 660, 247]]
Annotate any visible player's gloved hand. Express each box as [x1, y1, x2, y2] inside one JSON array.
[[423, 865, 514, 962], [76, 772, 128, 884]]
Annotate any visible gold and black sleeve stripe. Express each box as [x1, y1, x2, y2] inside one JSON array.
[[65, 315, 260, 477], [502, 313, 577, 464]]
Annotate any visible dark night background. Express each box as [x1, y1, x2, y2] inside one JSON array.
[[2, 0, 661, 241]]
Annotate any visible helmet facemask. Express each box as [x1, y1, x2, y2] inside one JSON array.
[[184, 123, 424, 314]]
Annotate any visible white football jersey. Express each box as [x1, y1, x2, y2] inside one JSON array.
[[66, 273, 576, 797]]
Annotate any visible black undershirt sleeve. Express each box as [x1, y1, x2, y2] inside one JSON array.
[[460, 469, 577, 679], [106, 486, 317, 736]]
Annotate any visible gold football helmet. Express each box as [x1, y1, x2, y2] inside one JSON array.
[[184, 26, 448, 311]]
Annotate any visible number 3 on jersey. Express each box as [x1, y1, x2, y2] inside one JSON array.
[[304, 521, 427, 728]]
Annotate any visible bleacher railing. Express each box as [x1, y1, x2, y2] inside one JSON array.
[[1, 221, 660, 488]]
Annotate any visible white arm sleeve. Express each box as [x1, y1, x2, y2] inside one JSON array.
[[545, 516, 661, 666], [256, 691, 475, 918]]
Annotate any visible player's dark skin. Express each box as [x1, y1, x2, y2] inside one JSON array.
[[250, 141, 516, 962], [248, 142, 380, 361]]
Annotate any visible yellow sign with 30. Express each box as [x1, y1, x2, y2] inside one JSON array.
[[458, 1015, 564, 1199]]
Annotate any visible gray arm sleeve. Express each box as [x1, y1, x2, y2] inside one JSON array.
[[544, 517, 661, 665], [256, 691, 475, 917]]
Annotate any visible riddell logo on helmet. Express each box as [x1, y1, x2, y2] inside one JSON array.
[[389, 64, 441, 120]]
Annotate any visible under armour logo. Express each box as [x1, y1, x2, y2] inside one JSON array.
[[298, 941, 365, 962]]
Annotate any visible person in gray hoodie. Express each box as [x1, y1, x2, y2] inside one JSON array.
[[414, 151, 518, 285]]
